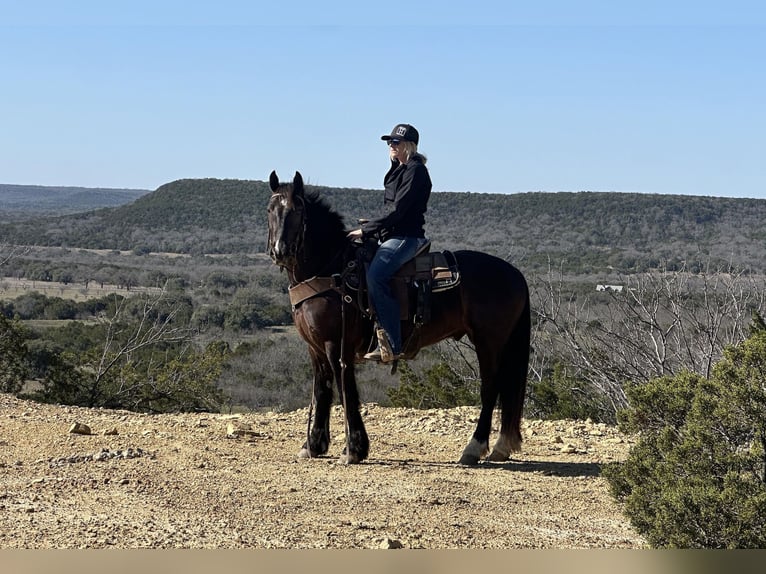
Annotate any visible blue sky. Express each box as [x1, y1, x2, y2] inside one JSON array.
[[1, 2, 764, 198]]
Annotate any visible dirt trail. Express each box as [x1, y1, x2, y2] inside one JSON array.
[[0, 393, 644, 548]]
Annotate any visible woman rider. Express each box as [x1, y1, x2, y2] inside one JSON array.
[[347, 123, 432, 363]]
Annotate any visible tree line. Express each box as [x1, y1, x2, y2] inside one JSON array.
[[2, 178, 766, 273]]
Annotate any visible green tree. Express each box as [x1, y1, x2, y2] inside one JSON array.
[[0, 314, 30, 393], [603, 317, 766, 548], [10, 292, 48, 319], [224, 288, 289, 331]]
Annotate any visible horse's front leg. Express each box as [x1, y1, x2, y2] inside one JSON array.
[[330, 345, 369, 464], [298, 354, 333, 459]]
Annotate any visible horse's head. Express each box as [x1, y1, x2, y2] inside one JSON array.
[[267, 170, 306, 268]]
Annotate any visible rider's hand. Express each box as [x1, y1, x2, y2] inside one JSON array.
[[347, 228, 363, 240]]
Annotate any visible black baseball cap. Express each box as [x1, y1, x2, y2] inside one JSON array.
[[381, 123, 419, 145]]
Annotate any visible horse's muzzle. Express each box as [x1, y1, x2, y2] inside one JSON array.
[[269, 241, 295, 268], [270, 240, 286, 263]]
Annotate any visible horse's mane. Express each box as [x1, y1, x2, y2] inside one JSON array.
[[304, 188, 347, 240]]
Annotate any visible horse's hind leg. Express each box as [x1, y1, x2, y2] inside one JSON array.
[[487, 393, 523, 461], [487, 427, 522, 462], [459, 396, 494, 465], [298, 354, 333, 458], [459, 340, 499, 465], [487, 304, 529, 462], [462, 410, 521, 464]]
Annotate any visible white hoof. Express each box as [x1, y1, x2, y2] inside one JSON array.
[[459, 437, 488, 465], [297, 448, 312, 459], [488, 432, 522, 461]]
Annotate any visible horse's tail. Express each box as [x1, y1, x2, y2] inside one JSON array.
[[496, 288, 531, 453]]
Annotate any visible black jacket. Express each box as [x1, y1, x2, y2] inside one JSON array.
[[361, 155, 431, 240]]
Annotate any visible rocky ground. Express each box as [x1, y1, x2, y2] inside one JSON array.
[[0, 392, 645, 549]]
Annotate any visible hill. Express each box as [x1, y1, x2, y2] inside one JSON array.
[[0, 391, 644, 548], [0, 184, 150, 218], [1, 178, 765, 273]]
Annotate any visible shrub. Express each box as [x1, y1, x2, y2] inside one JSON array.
[[526, 362, 611, 422], [36, 341, 228, 413], [387, 361, 478, 409], [603, 319, 766, 548], [217, 334, 313, 411]]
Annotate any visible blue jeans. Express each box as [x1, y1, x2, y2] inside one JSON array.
[[366, 236, 429, 354]]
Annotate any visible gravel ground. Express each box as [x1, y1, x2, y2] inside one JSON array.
[[0, 392, 645, 549]]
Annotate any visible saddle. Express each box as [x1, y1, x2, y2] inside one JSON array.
[[285, 239, 461, 366], [347, 239, 461, 326]]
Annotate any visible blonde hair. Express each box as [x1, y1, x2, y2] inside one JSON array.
[[399, 141, 427, 164]]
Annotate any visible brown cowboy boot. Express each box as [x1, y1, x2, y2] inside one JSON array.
[[363, 328, 400, 363], [377, 328, 398, 363]]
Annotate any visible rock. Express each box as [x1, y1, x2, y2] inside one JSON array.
[[226, 421, 265, 440], [560, 444, 578, 454], [68, 423, 92, 435], [103, 428, 119, 436], [380, 537, 404, 549], [227, 421, 248, 437]]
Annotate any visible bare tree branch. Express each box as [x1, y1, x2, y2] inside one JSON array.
[[87, 283, 193, 404], [531, 260, 766, 416], [0, 244, 31, 268]]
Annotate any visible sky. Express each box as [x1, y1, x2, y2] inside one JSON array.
[[1, 1, 764, 198]]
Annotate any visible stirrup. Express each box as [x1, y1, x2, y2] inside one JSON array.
[[363, 347, 383, 361], [376, 328, 400, 364]]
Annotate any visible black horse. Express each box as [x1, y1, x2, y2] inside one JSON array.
[[267, 171, 530, 465]]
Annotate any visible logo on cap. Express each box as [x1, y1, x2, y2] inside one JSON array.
[[381, 123, 419, 144]]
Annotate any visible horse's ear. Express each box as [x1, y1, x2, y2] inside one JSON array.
[[269, 171, 279, 192], [293, 171, 304, 198]]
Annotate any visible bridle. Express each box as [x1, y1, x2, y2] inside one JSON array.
[[268, 190, 354, 290], [267, 191, 307, 280]]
